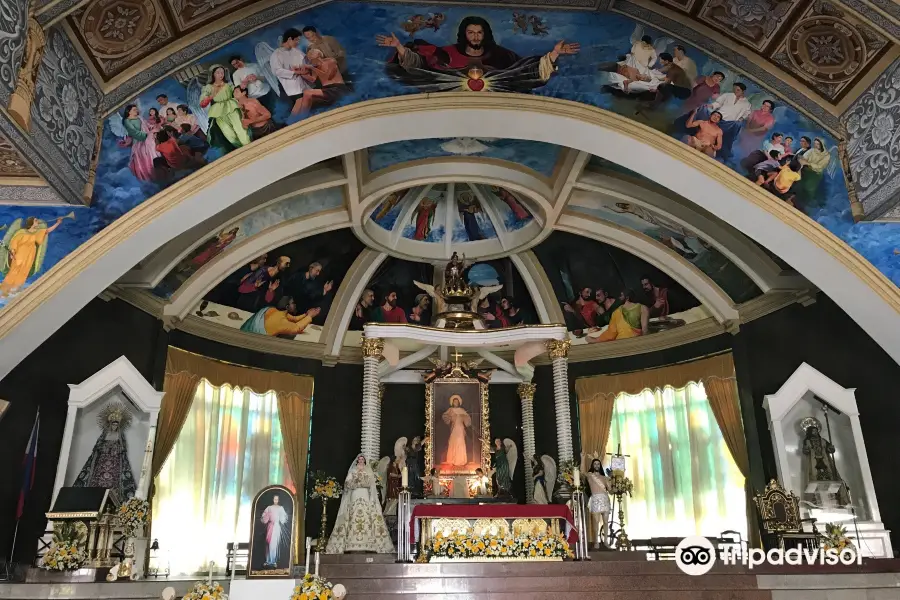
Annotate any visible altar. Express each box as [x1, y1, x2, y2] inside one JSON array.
[[410, 504, 578, 545]]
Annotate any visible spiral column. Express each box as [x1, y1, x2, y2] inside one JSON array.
[[547, 340, 574, 464], [518, 382, 537, 503], [361, 337, 384, 463]]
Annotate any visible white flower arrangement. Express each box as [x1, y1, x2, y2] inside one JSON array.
[[39, 522, 88, 571], [291, 574, 336, 600], [182, 581, 228, 600], [114, 497, 150, 537], [427, 532, 573, 561]]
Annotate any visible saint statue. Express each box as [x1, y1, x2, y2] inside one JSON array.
[[532, 454, 556, 505], [260, 494, 290, 567], [73, 402, 137, 503], [326, 455, 394, 554], [490, 438, 517, 499], [585, 457, 611, 549], [801, 417, 850, 505], [442, 394, 471, 467], [413, 252, 503, 328]]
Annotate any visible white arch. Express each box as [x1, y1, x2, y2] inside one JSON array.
[[0, 95, 897, 379]]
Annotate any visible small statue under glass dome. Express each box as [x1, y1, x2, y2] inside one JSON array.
[[800, 416, 850, 506]]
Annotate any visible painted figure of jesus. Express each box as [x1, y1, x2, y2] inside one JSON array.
[[442, 395, 471, 467], [261, 494, 289, 566]]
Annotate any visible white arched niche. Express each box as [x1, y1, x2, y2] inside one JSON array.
[[52, 356, 165, 506], [763, 362, 892, 558], [0, 97, 898, 381]]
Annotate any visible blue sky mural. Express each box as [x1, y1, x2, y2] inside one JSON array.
[[1, 2, 899, 311]]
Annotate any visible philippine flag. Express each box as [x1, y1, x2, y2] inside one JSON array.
[[16, 410, 40, 520]]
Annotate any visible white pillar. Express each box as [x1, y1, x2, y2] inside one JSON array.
[[361, 337, 384, 463], [547, 340, 573, 463], [518, 382, 537, 503]]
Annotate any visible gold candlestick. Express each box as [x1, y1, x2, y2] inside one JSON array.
[[316, 499, 329, 552]]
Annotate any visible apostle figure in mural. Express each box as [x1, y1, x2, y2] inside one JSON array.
[[73, 402, 138, 503], [326, 455, 394, 553], [0, 215, 67, 297], [261, 494, 291, 567], [199, 65, 251, 153], [801, 417, 851, 506], [586, 290, 649, 343], [375, 16, 579, 93], [442, 395, 472, 467]]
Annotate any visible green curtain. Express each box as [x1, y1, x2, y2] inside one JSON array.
[[151, 380, 294, 575], [606, 382, 747, 540]]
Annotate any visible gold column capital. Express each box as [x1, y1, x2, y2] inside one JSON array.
[[7, 17, 46, 132], [517, 382, 536, 401], [546, 339, 571, 360], [361, 337, 384, 358]]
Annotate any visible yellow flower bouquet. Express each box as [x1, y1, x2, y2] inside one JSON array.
[[427, 532, 574, 561], [182, 581, 228, 600], [39, 522, 88, 571], [114, 497, 151, 537], [609, 472, 634, 497], [291, 573, 335, 600], [309, 472, 343, 500]]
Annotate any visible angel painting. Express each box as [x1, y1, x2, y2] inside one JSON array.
[[457, 192, 485, 241], [490, 438, 517, 499], [599, 24, 675, 96], [0, 213, 71, 297], [531, 454, 556, 504], [199, 65, 251, 152], [410, 197, 437, 241], [375, 16, 579, 94], [401, 13, 445, 36], [111, 103, 162, 182]]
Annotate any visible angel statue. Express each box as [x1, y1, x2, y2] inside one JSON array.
[[378, 437, 407, 515], [326, 455, 394, 554], [73, 402, 138, 504], [599, 24, 675, 95], [0, 213, 71, 298], [531, 454, 556, 505], [413, 253, 502, 328], [582, 451, 611, 549], [490, 438, 518, 499]]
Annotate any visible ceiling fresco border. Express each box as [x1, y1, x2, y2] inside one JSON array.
[[839, 0, 900, 40], [0, 184, 65, 204], [36, 0, 89, 27]]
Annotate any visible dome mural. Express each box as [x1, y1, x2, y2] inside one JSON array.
[[362, 183, 542, 261]]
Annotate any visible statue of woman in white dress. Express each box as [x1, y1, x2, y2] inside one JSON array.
[[326, 455, 394, 554], [442, 395, 471, 467]]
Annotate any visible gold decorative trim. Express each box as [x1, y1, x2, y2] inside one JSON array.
[[361, 337, 384, 358], [517, 382, 537, 401], [546, 339, 571, 360], [2, 94, 897, 358]]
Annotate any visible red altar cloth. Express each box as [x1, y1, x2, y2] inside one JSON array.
[[410, 504, 578, 544]]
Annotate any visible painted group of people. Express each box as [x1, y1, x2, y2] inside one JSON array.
[[563, 277, 668, 342], [739, 132, 832, 209], [120, 102, 208, 183], [350, 288, 431, 327]]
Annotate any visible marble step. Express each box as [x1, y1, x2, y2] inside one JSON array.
[[319, 560, 750, 577], [323, 574, 762, 593], [343, 592, 773, 600]]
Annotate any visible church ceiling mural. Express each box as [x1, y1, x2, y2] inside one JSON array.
[[2, 3, 900, 314], [193, 229, 364, 342], [0, 135, 38, 179], [362, 183, 540, 260], [152, 186, 344, 298], [533, 231, 708, 344], [366, 138, 563, 177]]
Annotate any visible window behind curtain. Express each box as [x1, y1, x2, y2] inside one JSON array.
[[606, 382, 746, 540], [152, 380, 294, 575]]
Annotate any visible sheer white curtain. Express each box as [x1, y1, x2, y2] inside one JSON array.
[[606, 382, 746, 540], [152, 380, 293, 575]]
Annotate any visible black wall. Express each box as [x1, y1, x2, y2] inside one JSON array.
[[0, 299, 167, 561], [733, 295, 900, 550]]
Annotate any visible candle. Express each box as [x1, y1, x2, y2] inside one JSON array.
[[573, 467, 581, 488], [230, 538, 237, 585], [305, 537, 311, 575], [314, 551, 320, 577], [401, 467, 408, 488], [208, 560, 214, 584]]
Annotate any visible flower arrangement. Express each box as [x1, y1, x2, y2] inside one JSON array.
[[428, 532, 574, 561], [39, 523, 88, 571], [609, 472, 634, 497], [556, 459, 577, 486], [822, 523, 855, 553], [114, 497, 150, 537], [309, 471, 342, 500], [182, 581, 228, 600], [291, 574, 335, 600]]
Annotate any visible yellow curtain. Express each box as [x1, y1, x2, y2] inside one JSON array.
[[154, 347, 314, 558], [575, 353, 759, 544], [277, 391, 313, 562]]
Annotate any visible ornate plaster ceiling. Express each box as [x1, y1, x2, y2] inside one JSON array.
[[57, 0, 898, 113], [0, 134, 38, 180]]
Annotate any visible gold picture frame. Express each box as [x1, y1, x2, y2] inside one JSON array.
[[425, 365, 491, 478]]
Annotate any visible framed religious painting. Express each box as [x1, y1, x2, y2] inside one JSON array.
[[247, 484, 296, 578], [425, 365, 491, 479]]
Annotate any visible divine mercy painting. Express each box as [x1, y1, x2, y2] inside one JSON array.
[[428, 378, 488, 477], [248, 484, 295, 577]]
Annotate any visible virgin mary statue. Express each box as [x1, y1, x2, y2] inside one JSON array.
[[326, 455, 394, 554], [73, 402, 137, 502]]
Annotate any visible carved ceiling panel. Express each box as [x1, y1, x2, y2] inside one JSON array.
[[697, 0, 804, 52], [166, 0, 259, 32], [0, 135, 38, 179], [67, 0, 176, 80]]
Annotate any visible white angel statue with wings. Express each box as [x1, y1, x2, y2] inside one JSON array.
[[531, 454, 556, 504]]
